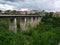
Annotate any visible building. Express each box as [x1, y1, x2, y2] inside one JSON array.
[[19, 8, 38, 15], [30, 10, 38, 14], [4, 10, 12, 14], [0, 8, 43, 15], [53, 12, 60, 17]]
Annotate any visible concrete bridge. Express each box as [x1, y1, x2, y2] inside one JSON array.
[[0, 15, 43, 33]]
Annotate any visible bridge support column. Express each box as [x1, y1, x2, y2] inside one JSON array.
[[9, 18, 17, 33], [33, 17, 38, 27], [20, 17, 27, 30], [38, 17, 42, 22], [30, 17, 33, 27], [30, 17, 41, 27], [30, 17, 38, 27]]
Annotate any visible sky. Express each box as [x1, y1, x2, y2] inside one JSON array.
[[0, 0, 60, 12]]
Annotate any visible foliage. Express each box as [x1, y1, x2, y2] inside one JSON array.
[[12, 10, 17, 14]]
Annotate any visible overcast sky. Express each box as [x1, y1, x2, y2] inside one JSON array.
[[0, 0, 60, 12]]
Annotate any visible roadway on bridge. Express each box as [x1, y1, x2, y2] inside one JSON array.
[[0, 15, 43, 18]]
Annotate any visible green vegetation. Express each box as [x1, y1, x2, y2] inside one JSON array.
[[0, 13, 60, 45], [12, 10, 17, 14]]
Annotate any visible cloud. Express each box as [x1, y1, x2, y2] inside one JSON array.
[[5, 0, 25, 2], [0, 0, 60, 11], [0, 3, 15, 10]]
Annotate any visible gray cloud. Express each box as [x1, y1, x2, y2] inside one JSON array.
[[0, 0, 60, 11], [5, 0, 16, 2], [5, 0, 25, 2]]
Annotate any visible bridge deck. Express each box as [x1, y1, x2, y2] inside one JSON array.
[[0, 15, 43, 18]]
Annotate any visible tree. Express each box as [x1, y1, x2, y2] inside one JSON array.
[[4, 10, 11, 14], [12, 10, 17, 14]]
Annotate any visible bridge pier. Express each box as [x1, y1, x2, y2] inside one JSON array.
[[9, 18, 17, 33], [27, 17, 39, 27], [38, 17, 42, 22], [30, 17, 34, 27], [20, 17, 42, 30], [30, 17, 42, 27], [32, 17, 38, 27], [20, 17, 27, 30], [8, 17, 42, 32]]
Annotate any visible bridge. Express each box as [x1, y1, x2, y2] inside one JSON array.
[[0, 15, 43, 33]]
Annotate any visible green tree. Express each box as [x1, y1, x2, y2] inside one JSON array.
[[12, 10, 16, 14]]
